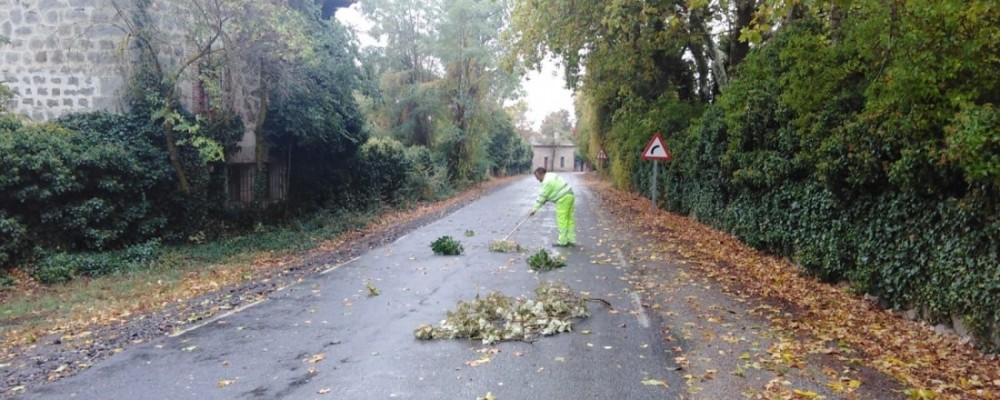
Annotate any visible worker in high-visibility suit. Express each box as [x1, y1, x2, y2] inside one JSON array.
[[528, 167, 576, 247]]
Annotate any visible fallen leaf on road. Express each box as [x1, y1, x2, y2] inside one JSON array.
[[465, 355, 492, 367], [182, 345, 198, 352], [317, 388, 331, 394], [791, 389, 821, 398], [642, 378, 669, 388], [217, 380, 235, 388], [305, 353, 326, 363]]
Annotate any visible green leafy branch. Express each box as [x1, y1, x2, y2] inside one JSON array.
[[430, 235, 464, 255], [527, 249, 566, 271]]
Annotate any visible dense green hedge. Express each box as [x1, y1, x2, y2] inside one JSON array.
[[357, 137, 414, 203], [594, 4, 999, 344], [678, 11, 997, 342], [0, 111, 222, 273]]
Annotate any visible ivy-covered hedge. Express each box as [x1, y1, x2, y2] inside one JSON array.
[[593, 4, 999, 345], [0, 116, 150, 253], [0, 110, 222, 270], [668, 10, 998, 343]]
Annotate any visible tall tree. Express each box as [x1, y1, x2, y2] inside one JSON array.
[[362, 0, 442, 147], [504, 100, 536, 141], [539, 109, 572, 144], [435, 0, 518, 181], [362, 0, 521, 183]]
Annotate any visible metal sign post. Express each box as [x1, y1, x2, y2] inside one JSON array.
[[641, 133, 671, 212], [651, 160, 659, 211]]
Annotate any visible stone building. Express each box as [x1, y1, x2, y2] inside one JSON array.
[[1, 0, 354, 205], [532, 142, 580, 172], [1, 0, 127, 120]]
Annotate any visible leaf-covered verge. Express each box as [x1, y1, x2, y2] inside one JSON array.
[[414, 281, 589, 344], [588, 176, 1000, 400], [527, 249, 566, 271], [0, 177, 520, 394], [430, 236, 464, 255]]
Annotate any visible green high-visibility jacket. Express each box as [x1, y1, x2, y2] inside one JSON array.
[[533, 173, 573, 212]]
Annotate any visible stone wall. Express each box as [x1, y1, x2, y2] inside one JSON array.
[[1, 0, 126, 120]]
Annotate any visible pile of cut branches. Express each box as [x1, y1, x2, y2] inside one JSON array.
[[489, 239, 521, 253], [414, 281, 589, 344], [430, 236, 463, 255], [527, 249, 565, 271]]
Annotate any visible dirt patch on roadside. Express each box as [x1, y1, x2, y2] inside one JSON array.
[[0, 176, 522, 396]]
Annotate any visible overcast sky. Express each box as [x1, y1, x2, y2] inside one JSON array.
[[334, 4, 576, 130]]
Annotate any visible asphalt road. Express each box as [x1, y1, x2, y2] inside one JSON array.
[[25, 173, 683, 399]]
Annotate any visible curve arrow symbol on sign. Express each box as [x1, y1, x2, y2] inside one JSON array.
[[642, 133, 671, 161]]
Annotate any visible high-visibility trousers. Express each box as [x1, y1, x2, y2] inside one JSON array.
[[555, 193, 576, 245]]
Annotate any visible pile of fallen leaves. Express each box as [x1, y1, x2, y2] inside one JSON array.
[[489, 239, 521, 253], [430, 235, 464, 255], [585, 175, 1000, 400], [527, 249, 566, 271], [414, 281, 589, 344]]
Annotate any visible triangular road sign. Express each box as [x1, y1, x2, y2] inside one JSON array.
[[642, 133, 671, 160]]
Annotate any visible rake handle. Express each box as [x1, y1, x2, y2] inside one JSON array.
[[502, 215, 531, 241]]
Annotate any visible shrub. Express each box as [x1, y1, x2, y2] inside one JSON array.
[[404, 145, 451, 201], [31, 239, 164, 282], [0, 211, 26, 266], [0, 270, 14, 289], [357, 137, 413, 203], [30, 252, 78, 284], [0, 121, 156, 252]]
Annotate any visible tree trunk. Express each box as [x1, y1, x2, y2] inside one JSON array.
[[685, 20, 712, 102], [728, 0, 757, 69], [164, 104, 192, 196], [254, 83, 269, 205]]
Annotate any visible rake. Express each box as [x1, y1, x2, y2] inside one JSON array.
[[501, 214, 531, 242]]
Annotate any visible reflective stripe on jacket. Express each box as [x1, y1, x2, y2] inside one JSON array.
[[533, 173, 573, 212]]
